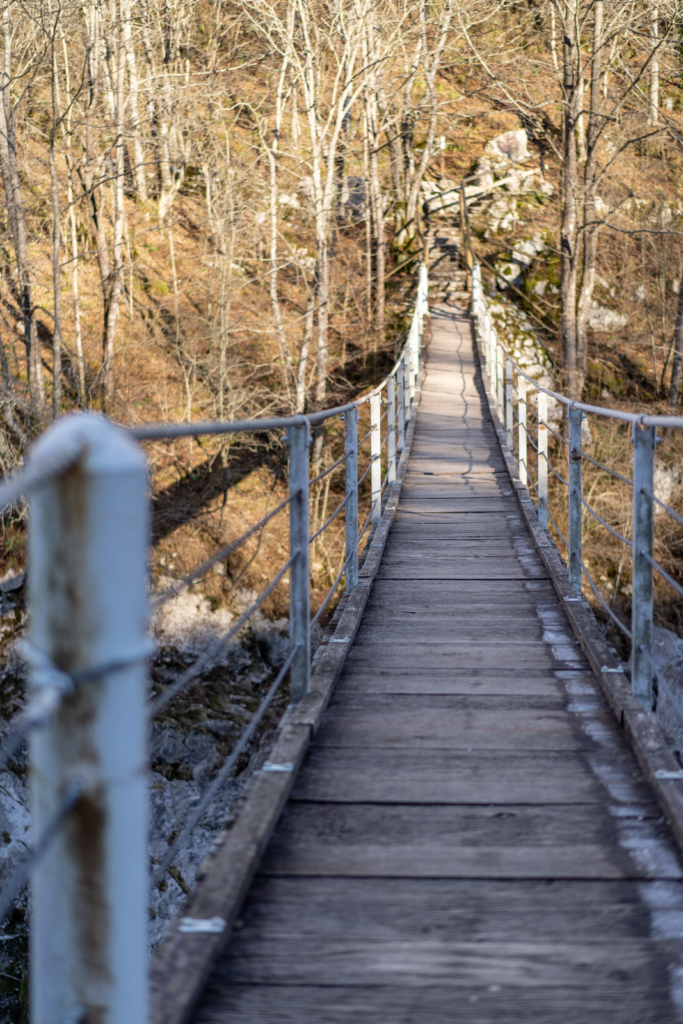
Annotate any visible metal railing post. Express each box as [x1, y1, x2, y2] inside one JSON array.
[[370, 392, 382, 530], [397, 360, 406, 452], [344, 407, 359, 593], [537, 390, 548, 529], [404, 351, 411, 425], [497, 341, 504, 419], [28, 415, 149, 1024], [489, 327, 496, 400], [632, 423, 656, 708], [568, 406, 583, 594], [288, 422, 310, 700], [518, 382, 527, 486], [409, 318, 418, 404], [505, 359, 513, 448], [387, 377, 397, 484]]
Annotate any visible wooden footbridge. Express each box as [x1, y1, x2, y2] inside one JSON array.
[[167, 299, 683, 1023], [7, 261, 683, 1023]]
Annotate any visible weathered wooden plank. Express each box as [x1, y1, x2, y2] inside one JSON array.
[[313, 706, 608, 751], [327, 692, 572, 711], [343, 643, 589, 670], [354, 622, 567, 644], [290, 748, 650, 804], [335, 671, 568, 695], [376, 563, 549, 580], [193, 982, 680, 1023], [259, 803, 680, 880], [220, 875, 678, 942], [397, 496, 520, 510], [203, 936, 683, 990], [261, 843, 671, 880], [368, 577, 558, 598]]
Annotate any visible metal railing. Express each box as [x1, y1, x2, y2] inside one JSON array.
[[471, 263, 683, 716], [0, 265, 429, 1023]]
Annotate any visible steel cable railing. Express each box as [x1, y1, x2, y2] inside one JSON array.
[[0, 263, 429, 1016], [470, 259, 683, 713]]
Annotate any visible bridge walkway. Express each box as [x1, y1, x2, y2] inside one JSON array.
[[193, 303, 683, 1023]]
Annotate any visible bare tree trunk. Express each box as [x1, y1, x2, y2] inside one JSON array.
[[364, 19, 385, 347], [102, 0, 126, 406], [60, 31, 86, 404], [576, 0, 603, 384], [560, 0, 580, 398], [649, 3, 659, 125], [669, 269, 683, 408], [266, 52, 294, 405], [49, 141, 63, 417], [122, 0, 148, 201], [296, 283, 315, 413], [576, 73, 587, 162], [0, 0, 44, 408]]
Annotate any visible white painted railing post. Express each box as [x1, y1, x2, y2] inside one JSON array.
[[387, 377, 397, 484], [409, 317, 418, 404], [518, 382, 527, 486], [491, 325, 497, 401], [28, 415, 149, 1024], [537, 390, 548, 530], [496, 341, 504, 420], [505, 359, 513, 448], [370, 392, 382, 530], [568, 406, 583, 594], [632, 423, 656, 708], [288, 422, 310, 700], [344, 407, 359, 593], [397, 360, 406, 452], [404, 352, 411, 425]]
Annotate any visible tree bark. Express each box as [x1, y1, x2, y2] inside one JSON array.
[[576, 0, 603, 386], [649, 4, 659, 125], [560, 0, 580, 398], [669, 270, 683, 408], [0, 0, 44, 408]]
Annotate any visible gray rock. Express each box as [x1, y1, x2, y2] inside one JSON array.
[[587, 302, 628, 332], [485, 129, 529, 163]]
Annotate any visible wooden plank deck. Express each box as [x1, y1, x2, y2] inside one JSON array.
[[192, 304, 683, 1023]]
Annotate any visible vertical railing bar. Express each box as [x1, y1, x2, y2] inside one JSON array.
[[497, 342, 504, 422], [387, 377, 396, 484], [404, 350, 411, 425], [632, 423, 655, 708], [397, 360, 406, 452], [370, 392, 382, 530], [568, 406, 583, 594], [29, 415, 149, 1024], [344, 407, 359, 593], [288, 422, 311, 700], [519, 382, 527, 487], [505, 358, 513, 449], [537, 389, 548, 529]]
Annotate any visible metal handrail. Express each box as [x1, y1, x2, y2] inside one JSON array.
[[0, 261, 429, 1015], [470, 259, 681, 715]]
